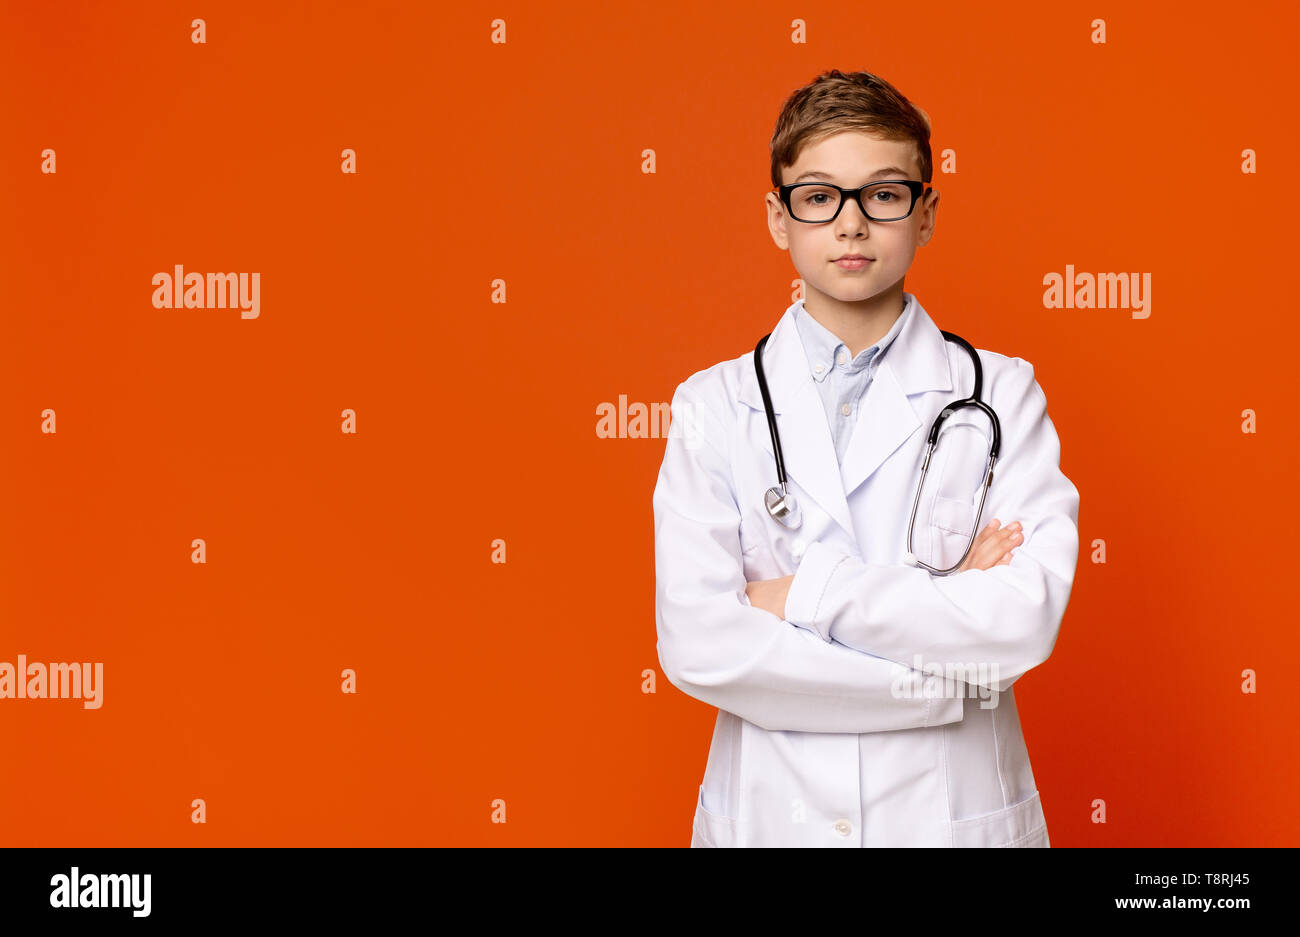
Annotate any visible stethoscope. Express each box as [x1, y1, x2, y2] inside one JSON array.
[[752, 329, 1002, 575]]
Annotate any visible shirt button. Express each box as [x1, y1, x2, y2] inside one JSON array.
[[840, 403, 851, 416], [814, 364, 824, 375], [792, 538, 805, 558], [834, 819, 852, 836], [836, 350, 848, 365]]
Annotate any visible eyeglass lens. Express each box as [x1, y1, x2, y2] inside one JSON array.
[[788, 182, 914, 222]]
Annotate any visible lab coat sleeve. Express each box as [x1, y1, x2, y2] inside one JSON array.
[[653, 380, 966, 734], [784, 358, 1080, 693]]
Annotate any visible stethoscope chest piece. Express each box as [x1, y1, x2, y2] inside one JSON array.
[[764, 486, 802, 529]]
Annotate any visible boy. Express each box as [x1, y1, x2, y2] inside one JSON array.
[[652, 69, 1081, 847]]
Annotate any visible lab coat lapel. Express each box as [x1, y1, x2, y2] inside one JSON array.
[[840, 295, 955, 498], [738, 305, 854, 540], [837, 361, 918, 500], [738, 295, 958, 542]]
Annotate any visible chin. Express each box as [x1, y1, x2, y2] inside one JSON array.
[[813, 283, 888, 304]]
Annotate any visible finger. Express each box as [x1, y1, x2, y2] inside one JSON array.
[[970, 544, 999, 571]]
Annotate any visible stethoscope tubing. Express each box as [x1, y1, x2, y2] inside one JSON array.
[[752, 325, 1003, 574], [752, 333, 788, 490]]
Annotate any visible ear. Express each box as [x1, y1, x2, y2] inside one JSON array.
[[766, 192, 791, 250], [915, 189, 940, 246]]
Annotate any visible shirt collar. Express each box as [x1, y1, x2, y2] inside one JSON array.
[[794, 292, 914, 383]]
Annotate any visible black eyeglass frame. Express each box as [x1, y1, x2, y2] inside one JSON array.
[[775, 179, 933, 223]]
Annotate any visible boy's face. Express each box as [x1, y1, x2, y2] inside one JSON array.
[[765, 130, 939, 312]]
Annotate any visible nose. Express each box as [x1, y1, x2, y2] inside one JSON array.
[[836, 192, 873, 229]]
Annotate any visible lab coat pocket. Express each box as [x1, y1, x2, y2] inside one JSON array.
[[690, 784, 739, 848], [738, 512, 798, 580], [928, 495, 977, 570], [949, 789, 1049, 848]]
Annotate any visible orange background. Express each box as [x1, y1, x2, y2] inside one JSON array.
[[1, 0, 1296, 846]]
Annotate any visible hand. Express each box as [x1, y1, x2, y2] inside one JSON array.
[[746, 575, 795, 619], [957, 518, 1022, 572]]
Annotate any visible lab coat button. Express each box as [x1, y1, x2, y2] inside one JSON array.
[[834, 819, 852, 836]]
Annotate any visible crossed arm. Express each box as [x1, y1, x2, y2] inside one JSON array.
[[745, 517, 1025, 617], [652, 359, 1079, 730]]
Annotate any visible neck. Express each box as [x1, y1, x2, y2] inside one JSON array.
[[803, 286, 906, 358]]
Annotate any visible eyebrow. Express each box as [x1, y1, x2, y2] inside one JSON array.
[[793, 166, 912, 183]]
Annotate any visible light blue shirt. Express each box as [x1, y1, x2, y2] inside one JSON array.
[[793, 295, 911, 466]]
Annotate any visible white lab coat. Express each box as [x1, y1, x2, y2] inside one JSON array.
[[653, 292, 1080, 847]]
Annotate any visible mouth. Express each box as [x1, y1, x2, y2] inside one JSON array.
[[833, 256, 873, 269]]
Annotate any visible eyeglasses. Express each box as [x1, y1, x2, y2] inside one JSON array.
[[775, 179, 932, 223]]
